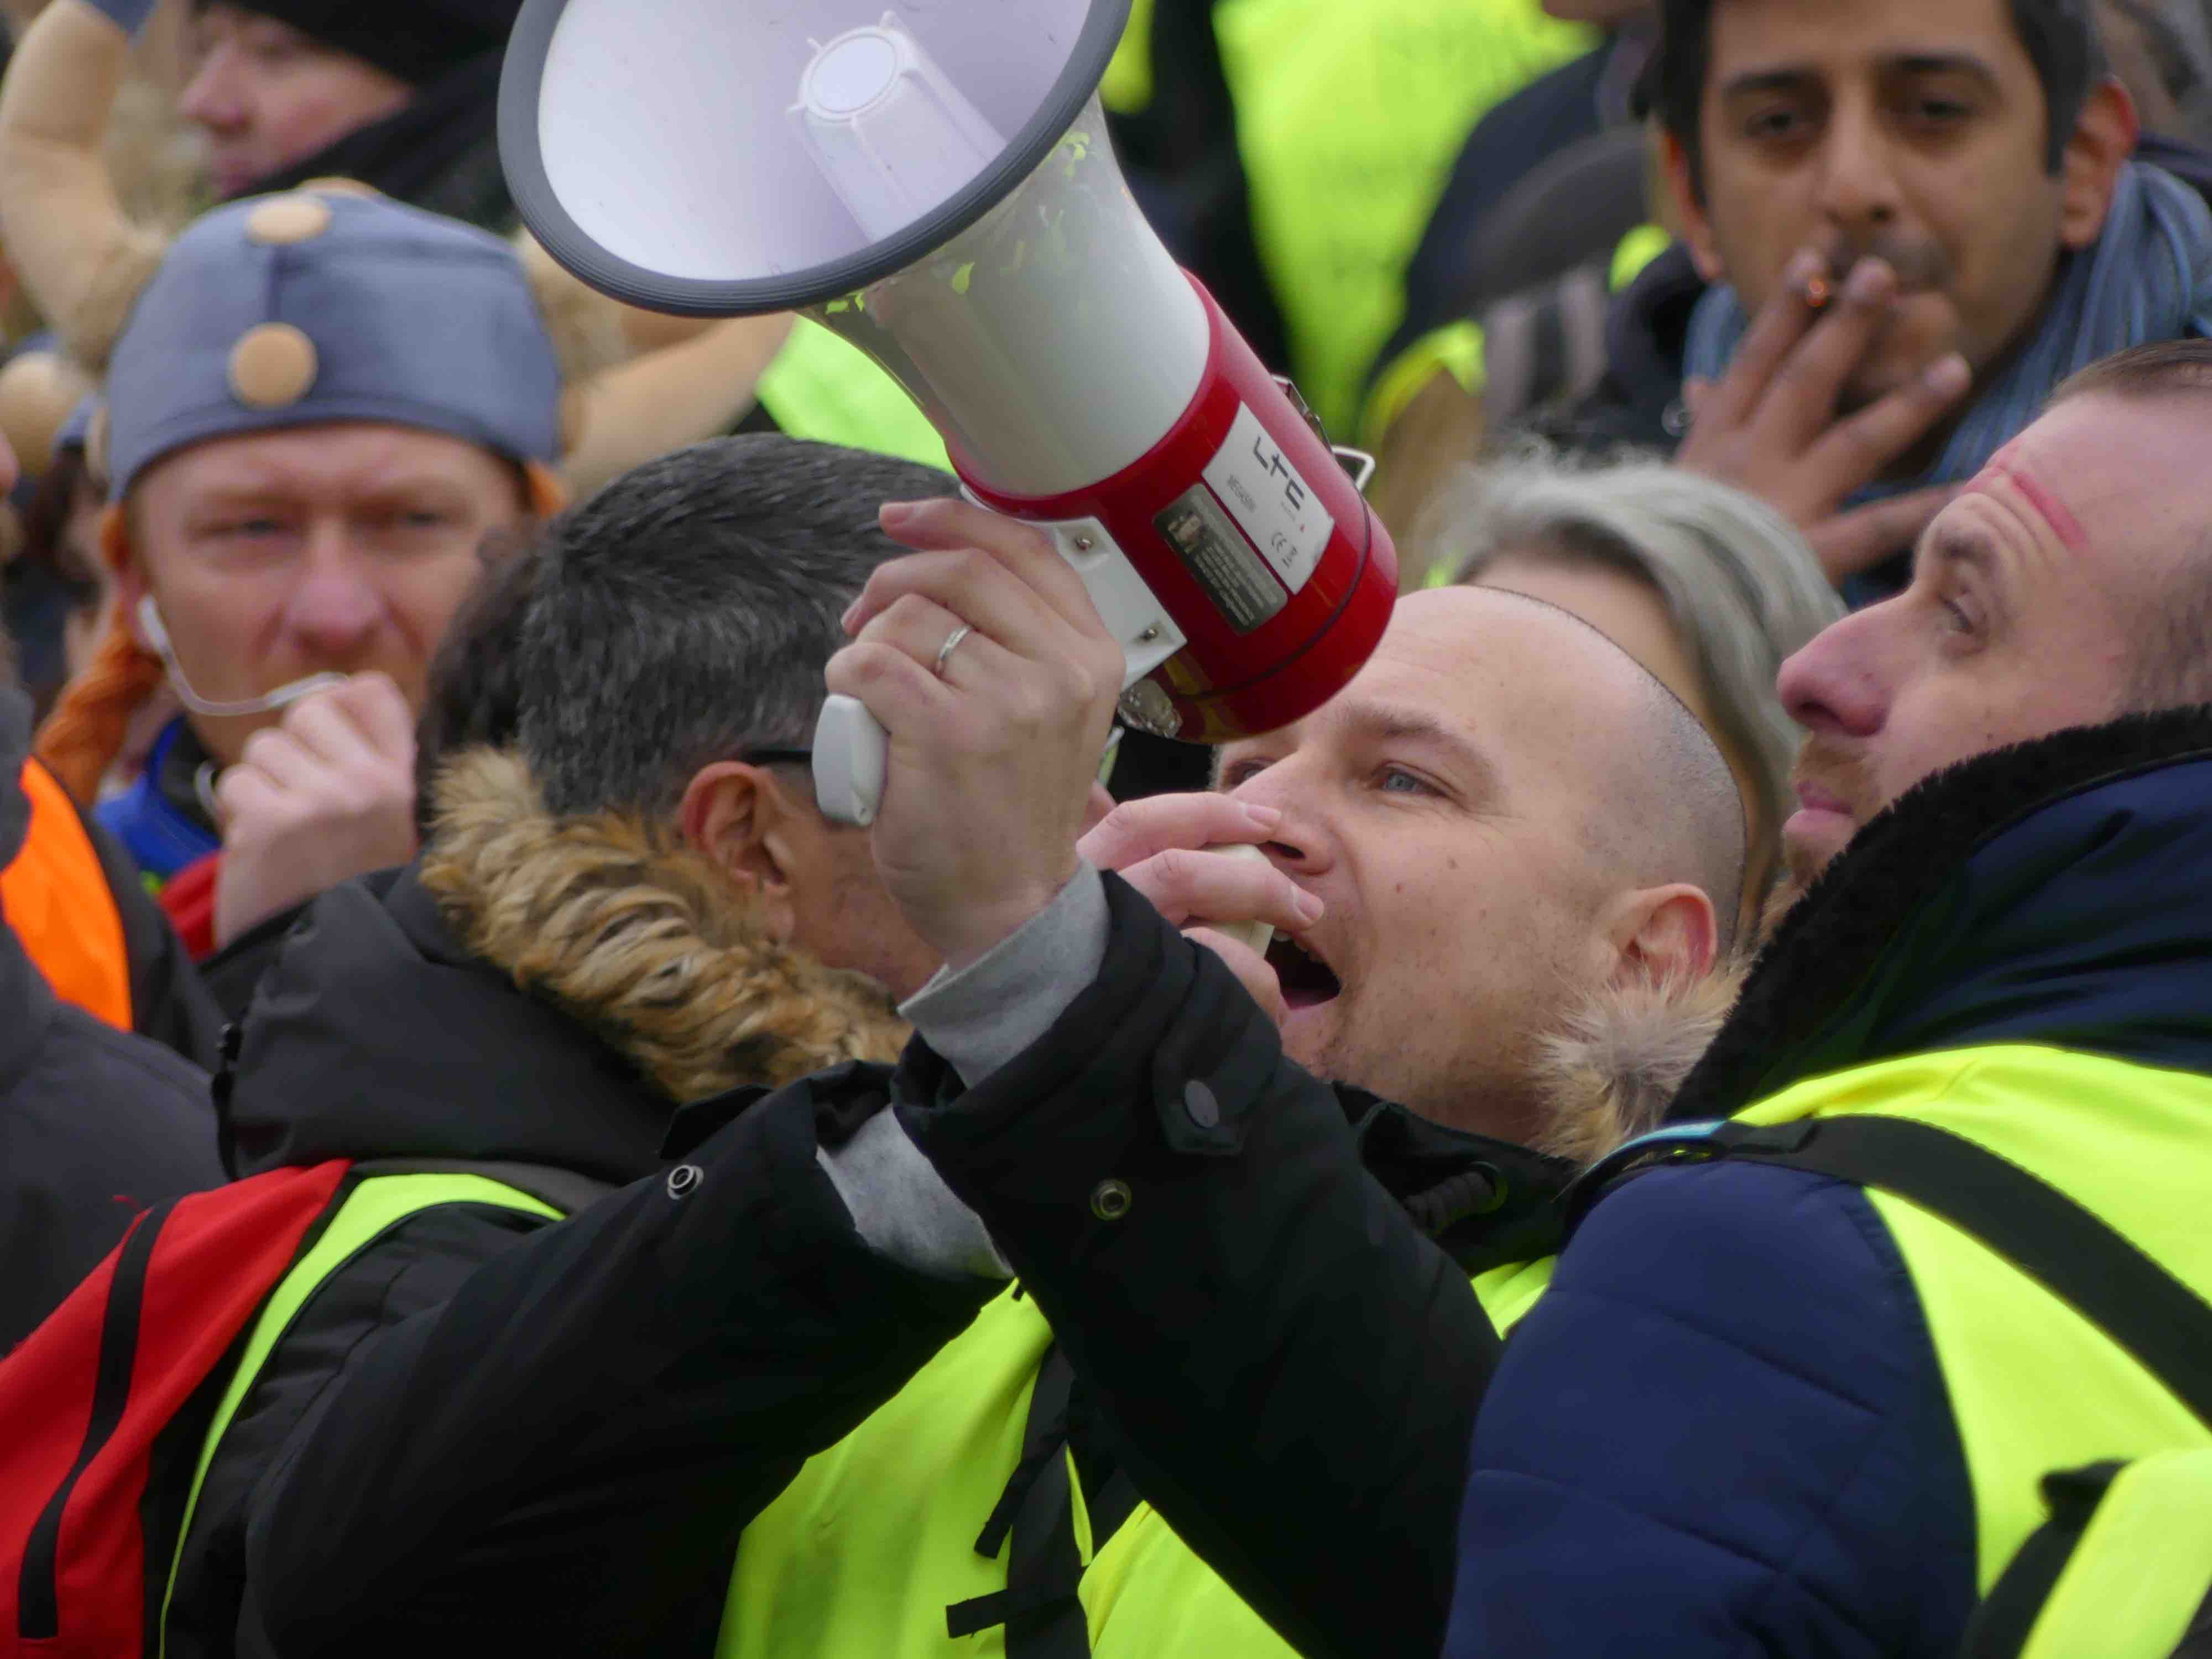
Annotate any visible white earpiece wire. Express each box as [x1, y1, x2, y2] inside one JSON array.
[[134, 596, 347, 719]]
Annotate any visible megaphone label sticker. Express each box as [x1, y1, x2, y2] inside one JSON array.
[[1156, 486, 1289, 636], [1204, 406, 1335, 598]]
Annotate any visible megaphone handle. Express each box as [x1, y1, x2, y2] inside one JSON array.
[[811, 512, 1181, 827], [813, 693, 887, 827], [1205, 843, 1278, 956]]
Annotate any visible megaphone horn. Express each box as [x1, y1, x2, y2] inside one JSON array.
[[502, 0, 1397, 825]]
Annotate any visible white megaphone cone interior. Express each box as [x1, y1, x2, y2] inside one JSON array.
[[504, 0, 1397, 827]]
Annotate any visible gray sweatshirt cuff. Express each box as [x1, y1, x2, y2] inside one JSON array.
[[898, 865, 1110, 1088], [811, 867, 1108, 1282], [815, 1112, 1009, 1281]]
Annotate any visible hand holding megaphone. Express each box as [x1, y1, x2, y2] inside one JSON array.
[[827, 497, 1124, 972], [503, 0, 1399, 833]]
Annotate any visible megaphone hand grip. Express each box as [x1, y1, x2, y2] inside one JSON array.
[[511, 0, 1396, 786], [816, 512, 1178, 828], [814, 692, 889, 827], [1202, 842, 1278, 957]]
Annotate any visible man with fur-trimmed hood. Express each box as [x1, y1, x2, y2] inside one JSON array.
[[166, 499, 1751, 1658], [157, 435, 959, 1657]]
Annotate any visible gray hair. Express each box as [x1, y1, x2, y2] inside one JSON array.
[[517, 434, 959, 821], [1418, 448, 1843, 888]]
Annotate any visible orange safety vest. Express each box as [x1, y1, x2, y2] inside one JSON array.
[[1, 759, 133, 1030]]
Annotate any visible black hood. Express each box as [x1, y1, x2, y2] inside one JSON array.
[[1676, 707, 2212, 1121], [221, 867, 670, 1182]]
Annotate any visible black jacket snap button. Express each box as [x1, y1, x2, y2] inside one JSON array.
[[1183, 1080, 1220, 1129]]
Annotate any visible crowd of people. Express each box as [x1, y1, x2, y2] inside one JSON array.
[[1, 0, 2209, 1655]]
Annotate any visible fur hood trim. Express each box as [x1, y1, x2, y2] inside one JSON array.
[[1531, 963, 1746, 1166], [420, 748, 909, 1103]]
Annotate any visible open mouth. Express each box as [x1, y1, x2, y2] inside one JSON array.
[[1266, 933, 1343, 1010]]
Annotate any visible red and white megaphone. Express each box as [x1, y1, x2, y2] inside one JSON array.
[[501, 0, 1397, 825]]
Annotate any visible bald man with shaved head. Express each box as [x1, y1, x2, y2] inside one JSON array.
[[844, 343, 2212, 1659], [1117, 584, 1745, 1147]]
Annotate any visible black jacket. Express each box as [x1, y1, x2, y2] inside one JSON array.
[[0, 690, 222, 1353], [166, 782, 958, 1659], [208, 881, 1568, 1656], [164, 868, 672, 1658], [233, 1061, 993, 1659], [0, 908, 221, 1354], [898, 712, 2212, 1659], [897, 874, 1570, 1659]]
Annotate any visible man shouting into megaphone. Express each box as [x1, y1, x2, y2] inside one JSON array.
[[217, 470, 1743, 1659]]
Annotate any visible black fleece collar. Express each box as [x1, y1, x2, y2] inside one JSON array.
[[1674, 708, 2212, 1121]]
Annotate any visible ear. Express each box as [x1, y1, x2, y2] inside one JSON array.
[[1658, 127, 1725, 283], [1600, 881, 1720, 987], [2057, 79, 2138, 253], [677, 761, 803, 940]]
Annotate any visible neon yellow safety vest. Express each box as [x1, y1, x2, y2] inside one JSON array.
[[1209, 0, 1595, 436], [723, 1267, 1547, 1657], [1996, 1449, 2212, 1657], [1726, 1046, 2212, 1602], [1472, 1044, 2212, 1656], [1546, 1044, 2212, 1657], [159, 1174, 562, 1657], [174, 1179, 1550, 1659]]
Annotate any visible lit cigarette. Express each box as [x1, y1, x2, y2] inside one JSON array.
[[1803, 274, 1833, 310]]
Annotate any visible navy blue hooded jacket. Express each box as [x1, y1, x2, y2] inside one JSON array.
[[1447, 709, 2212, 1655]]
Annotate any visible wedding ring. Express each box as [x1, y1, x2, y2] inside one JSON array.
[[933, 623, 972, 679]]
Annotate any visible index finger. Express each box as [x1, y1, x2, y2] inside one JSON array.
[[1078, 791, 1282, 870], [873, 498, 1109, 643], [1750, 258, 1905, 446], [1693, 247, 1826, 433]]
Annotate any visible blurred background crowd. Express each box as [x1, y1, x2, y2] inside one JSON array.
[[4, 0, 2212, 1655]]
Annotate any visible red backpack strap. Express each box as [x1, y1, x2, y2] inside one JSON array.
[[0, 1161, 351, 1658]]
